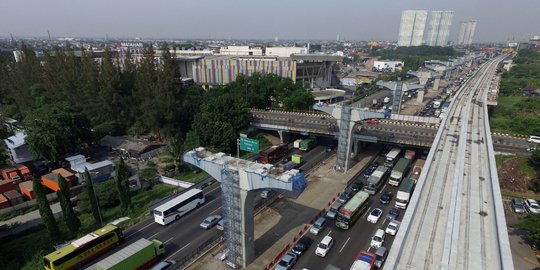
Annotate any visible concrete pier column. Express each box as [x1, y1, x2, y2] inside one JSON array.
[[417, 89, 425, 104], [240, 189, 255, 268], [433, 78, 440, 91]]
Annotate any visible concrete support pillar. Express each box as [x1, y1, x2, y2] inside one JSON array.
[[240, 189, 255, 268], [419, 75, 429, 85], [417, 89, 425, 104], [277, 130, 291, 143], [433, 78, 440, 91]]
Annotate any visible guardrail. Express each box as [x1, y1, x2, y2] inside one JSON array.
[[171, 234, 224, 270]]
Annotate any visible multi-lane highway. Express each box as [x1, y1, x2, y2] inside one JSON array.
[[292, 156, 405, 270], [385, 55, 514, 269], [85, 145, 333, 269]]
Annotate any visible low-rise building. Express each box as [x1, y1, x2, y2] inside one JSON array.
[[66, 155, 114, 184], [3, 132, 34, 164], [373, 60, 404, 72]]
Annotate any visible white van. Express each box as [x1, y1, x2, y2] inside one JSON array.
[[528, 136, 540, 144]]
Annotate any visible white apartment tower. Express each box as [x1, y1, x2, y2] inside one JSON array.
[[426, 11, 454, 46], [398, 10, 428, 47], [457, 20, 477, 46]]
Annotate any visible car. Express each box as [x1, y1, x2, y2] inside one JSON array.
[[366, 119, 379, 124], [386, 207, 400, 221], [310, 217, 327, 235], [338, 189, 353, 203], [367, 208, 383, 223], [199, 215, 222, 229], [150, 260, 177, 270], [374, 247, 387, 269], [216, 219, 224, 230], [525, 199, 540, 214], [275, 252, 297, 270], [370, 229, 385, 249], [315, 236, 334, 257], [379, 191, 393, 204], [260, 189, 270, 198], [292, 236, 313, 256], [512, 198, 526, 213], [351, 181, 364, 192], [326, 201, 343, 220], [385, 220, 401, 236]]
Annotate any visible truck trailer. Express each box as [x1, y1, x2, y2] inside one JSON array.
[[395, 178, 415, 209], [384, 147, 402, 167], [388, 158, 411, 186], [363, 165, 389, 195], [299, 138, 317, 152], [95, 238, 165, 270]]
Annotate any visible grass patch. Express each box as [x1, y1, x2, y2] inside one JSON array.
[[0, 204, 39, 222], [496, 154, 536, 178], [173, 170, 209, 184], [2, 184, 176, 270], [490, 96, 540, 136]]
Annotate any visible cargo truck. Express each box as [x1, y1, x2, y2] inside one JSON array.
[[293, 139, 303, 149], [299, 138, 317, 151], [15, 164, 32, 181], [363, 165, 389, 195], [395, 178, 415, 209], [388, 158, 411, 186], [291, 154, 303, 164], [384, 147, 402, 167], [94, 238, 165, 270], [258, 143, 288, 164]]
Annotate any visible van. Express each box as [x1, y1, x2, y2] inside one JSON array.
[[310, 217, 327, 235], [326, 201, 343, 220], [528, 136, 540, 144]]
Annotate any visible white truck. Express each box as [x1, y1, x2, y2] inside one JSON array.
[[293, 139, 303, 149], [395, 178, 415, 209], [384, 147, 402, 167], [363, 165, 389, 195], [388, 158, 411, 186]]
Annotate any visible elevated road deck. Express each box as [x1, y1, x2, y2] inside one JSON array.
[[385, 55, 514, 270]]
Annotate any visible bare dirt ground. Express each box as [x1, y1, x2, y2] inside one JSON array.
[[498, 158, 535, 194]]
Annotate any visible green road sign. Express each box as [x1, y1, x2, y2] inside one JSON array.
[[240, 137, 259, 153]]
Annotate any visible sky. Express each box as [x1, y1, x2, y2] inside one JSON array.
[[0, 0, 537, 43]]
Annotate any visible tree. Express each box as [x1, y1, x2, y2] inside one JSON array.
[[530, 149, 540, 168], [32, 176, 60, 241], [517, 215, 540, 249], [83, 169, 101, 224], [24, 103, 92, 162], [57, 175, 80, 234], [115, 157, 131, 211]]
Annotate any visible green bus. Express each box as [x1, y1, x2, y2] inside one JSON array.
[[44, 224, 123, 270], [335, 191, 370, 230]]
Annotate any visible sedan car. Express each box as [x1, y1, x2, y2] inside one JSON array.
[[370, 229, 385, 249], [512, 198, 526, 213], [315, 236, 334, 257], [367, 208, 383, 223], [150, 260, 177, 270], [385, 220, 400, 236], [386, 207, 400, 221], [292, 236, 313, 256], [525, 199, 540, 214], [351, 181, 364, 192], [374, 247, 387, 269], [338, 189, 353, 203], [275, 252, 297, 270], [199, 215, 222, 229], [379, 191, 393, 204]]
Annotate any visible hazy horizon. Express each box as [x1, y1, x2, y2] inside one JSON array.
[[1, 0, 537, 43]]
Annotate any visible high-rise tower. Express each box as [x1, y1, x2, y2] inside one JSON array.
[[457, 20, 477, 46], [426, 11, 454, 46], [398, 10, 428, 47]]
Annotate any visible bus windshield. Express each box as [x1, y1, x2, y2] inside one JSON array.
[[153, 210, 163, 217]]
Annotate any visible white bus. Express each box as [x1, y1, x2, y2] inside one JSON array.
[[528, 136, 540, 144], [153, 189, 205, 225]]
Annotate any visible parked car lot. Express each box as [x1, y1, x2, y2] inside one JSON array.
[[525, 199, 540, 214]]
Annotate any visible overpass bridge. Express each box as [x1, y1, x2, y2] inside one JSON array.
[[250, 109, 529, 152]]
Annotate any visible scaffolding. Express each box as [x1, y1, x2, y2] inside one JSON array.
[[221, 167, 243, 268], [392, 80, 404, 114], [336, 106, 352, 172]]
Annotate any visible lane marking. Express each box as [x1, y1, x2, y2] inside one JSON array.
[[148, 231, 160, 240], [209, 207, 221, 215], [363, 207, 372, 219], [326, 230, 332, 237], [207, 185, 221, 194], [165, 242, 191, 260], [339, 237, 350, 253], [126, 221, 155, 238], [164, 236, 174, 244]]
